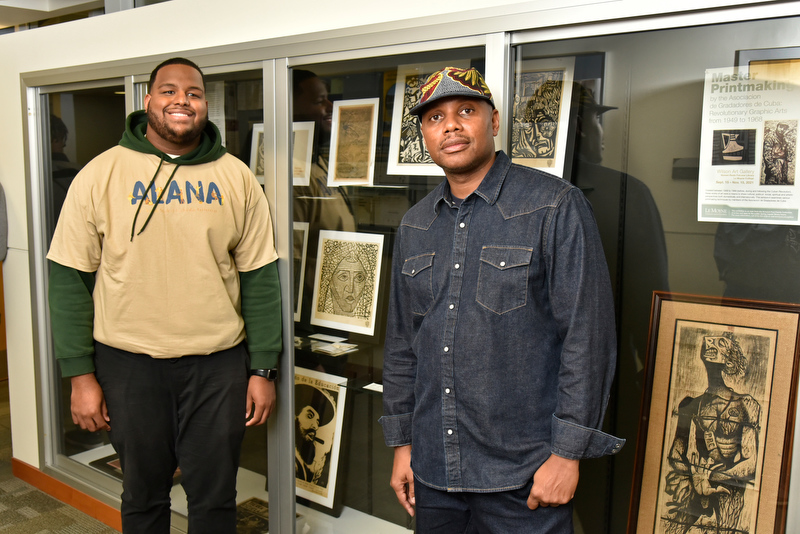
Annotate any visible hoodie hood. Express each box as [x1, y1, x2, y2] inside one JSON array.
[[119, 109, 227, 164], [122, 110, 228, 240]]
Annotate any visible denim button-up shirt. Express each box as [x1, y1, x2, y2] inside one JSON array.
[[380, 151, 624, 492]]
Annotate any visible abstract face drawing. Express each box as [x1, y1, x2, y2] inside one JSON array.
[[329, 255, 367, 316]]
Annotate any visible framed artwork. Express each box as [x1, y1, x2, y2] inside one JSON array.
[[628, 292, 800, 534], [736, 46, 800, 78], [310, 230, 384, 336], [293, 222, 310, 322], [294, 367, 348, 510], [511, 56, 575, 178], [249, 123, 265, 185], [387, 61, 468, 176], [327, 98, 380, 187], [293, 121, 315, 187]]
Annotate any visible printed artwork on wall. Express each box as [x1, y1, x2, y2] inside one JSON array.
[[511, 57, 575, 178], [310, 230, 384, 336], [294, 367, 348, 509], [327, 98, 380, 187]]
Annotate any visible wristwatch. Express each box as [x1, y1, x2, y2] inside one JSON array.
[[249, 368, 278, 381]]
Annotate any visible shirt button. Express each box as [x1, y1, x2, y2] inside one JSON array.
[[500, 261, 506, 267], [454, 263, 460, 269], [447, 429, 453, 435], [445, 388, 451, 394], [411, 269, 416, 274], [449, 304, 454, 309], [444, 346, 449, 352], [459, 222, 465, 228]]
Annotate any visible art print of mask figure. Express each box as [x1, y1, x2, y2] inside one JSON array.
[[329, 254, 367, 316]]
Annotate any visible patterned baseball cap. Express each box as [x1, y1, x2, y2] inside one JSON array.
[[409, 66, 495, 117]]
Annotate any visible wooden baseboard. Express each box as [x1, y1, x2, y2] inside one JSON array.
[[12, 457, 122, 531]]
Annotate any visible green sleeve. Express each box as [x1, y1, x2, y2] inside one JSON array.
[[48, 261, 96, 377], [240, 261, 282, 369]]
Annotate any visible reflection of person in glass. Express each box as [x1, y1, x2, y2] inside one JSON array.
[[50, 114, 81, 223], [662, 333, 760, 534], [295, 384, 335, 485], [293, 70, 357, 326], [570, 83, 669, 380], [328, 254, 367, 316]]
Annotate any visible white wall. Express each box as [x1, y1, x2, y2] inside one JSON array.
[[0, 0, 794, 514]]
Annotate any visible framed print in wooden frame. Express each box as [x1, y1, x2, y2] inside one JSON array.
[[310, 230, 384, 336], [294, 366, 348, 511], [387, 61, 468, 176], [292, 121, 314, 187], [327, 98, 380, 187], [249, 123, 265, 184], [293, 222, 309, 322], [511, 57, 575, 178], [628, 292, 800, 534]]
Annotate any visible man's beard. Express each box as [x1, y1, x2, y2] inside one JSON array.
[[147, 107, 207, 147], [295, 421, 317, 465]]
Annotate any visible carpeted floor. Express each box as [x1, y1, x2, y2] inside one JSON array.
[[0, 377, 119, 533]]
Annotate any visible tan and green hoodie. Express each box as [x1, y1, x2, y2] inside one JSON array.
[[47, 110, 281, 377]]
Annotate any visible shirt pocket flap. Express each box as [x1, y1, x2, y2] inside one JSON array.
[[479, 246, 532, 270], [402, 253, 435, 277]]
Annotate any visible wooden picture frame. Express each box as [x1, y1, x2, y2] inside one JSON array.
[[294, 367, 348, 510], [249, 123, 265, 184], [511, 56, 575, 178], [292, 121, 314, 187], [310, 230, 384, 336], [628, 292, 800, 534], [327, 98, 380, 187], [386, 61, 468, 176]]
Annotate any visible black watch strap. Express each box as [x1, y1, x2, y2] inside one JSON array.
[[250, 368, 278, 381]]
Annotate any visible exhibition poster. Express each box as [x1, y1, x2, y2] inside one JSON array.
[[698, 66, 799, 224]]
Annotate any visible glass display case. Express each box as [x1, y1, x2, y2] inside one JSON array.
[[27, 10, 800, 534]]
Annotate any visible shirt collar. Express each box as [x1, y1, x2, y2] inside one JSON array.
[[432, 151, 511, 213]]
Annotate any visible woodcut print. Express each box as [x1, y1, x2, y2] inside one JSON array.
[[511, 57, 575, 178], [294, 367, 348, 509], [327, 98, 379, 186], [387, 62, 468, 176], [656, 321, 774, 534], [760, 120, 797, 186], [293, 121, 315, 186], [310, 230, 384, 336]]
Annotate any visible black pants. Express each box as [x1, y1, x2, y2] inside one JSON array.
[[95, 342, 249, 534], [414, 478, 573, 533]]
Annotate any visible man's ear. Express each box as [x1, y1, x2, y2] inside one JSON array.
[[576, 114, 586, 138]]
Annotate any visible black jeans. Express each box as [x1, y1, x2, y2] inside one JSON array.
[[414, 478, 573, 533], [95, 342, 249, 534]]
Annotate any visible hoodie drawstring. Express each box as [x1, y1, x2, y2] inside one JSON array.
[[130, 156, 181, 241]]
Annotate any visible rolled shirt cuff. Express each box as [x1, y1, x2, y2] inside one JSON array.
[[379, 412, 413, 447], [550, 414, 625, 460]]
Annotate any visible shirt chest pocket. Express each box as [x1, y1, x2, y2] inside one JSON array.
[[402, 253, 435, 315], [477, 246, 532, 315]]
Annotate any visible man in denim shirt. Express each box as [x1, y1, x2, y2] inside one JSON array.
[[379, 67, 624, 532]]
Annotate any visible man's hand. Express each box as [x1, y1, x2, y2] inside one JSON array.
[[390, 445, 415, 516], [527, 454, 580, 510], [70, 373, 110, 432], [245, 375, 276, 426]]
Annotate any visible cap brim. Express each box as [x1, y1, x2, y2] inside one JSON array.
[[593, 104, 618, 115], [410, 94, 495, 117]]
